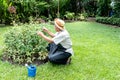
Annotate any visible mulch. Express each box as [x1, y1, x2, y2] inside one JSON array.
[[0, 54, 48, 66]]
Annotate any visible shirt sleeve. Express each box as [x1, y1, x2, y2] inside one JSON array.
[[53, 33, 66, 45]]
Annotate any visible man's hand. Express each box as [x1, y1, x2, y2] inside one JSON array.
[[37, 31, 53, 43], [42, 27, 49, 33], [37, 31, 44, 37], [42, 27, 55, 37]]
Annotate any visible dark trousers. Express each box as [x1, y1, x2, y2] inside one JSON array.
[[47, 43, 71, 64]]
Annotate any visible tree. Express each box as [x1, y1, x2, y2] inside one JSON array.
[[0, 0, 8, 24], [82, 0, 97, 16], [64, 0, 97, 16], [113, 0, 120, 17], [50, 0, 69, 18], [97, 0, 111, 16]]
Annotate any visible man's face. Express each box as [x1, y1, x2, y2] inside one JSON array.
[[54, 25, 59, 32]]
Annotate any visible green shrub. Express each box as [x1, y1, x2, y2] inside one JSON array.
[[96, 17, 120, 27], [64, 11, 75, 20], [75, 13, 88, 21], [3, 24, 48, 64]]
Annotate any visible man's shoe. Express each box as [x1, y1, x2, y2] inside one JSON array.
[[66, 57, 71, 65]]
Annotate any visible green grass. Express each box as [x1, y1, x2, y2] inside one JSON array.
[[0, 22, 120, 80]]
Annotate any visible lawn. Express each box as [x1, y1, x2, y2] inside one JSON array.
[[0, 22, 120, 80]]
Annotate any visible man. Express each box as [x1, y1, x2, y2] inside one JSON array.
[[37, 18, 73, 65]]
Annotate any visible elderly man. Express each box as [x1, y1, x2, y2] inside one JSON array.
[[37, 18, 73, 65]]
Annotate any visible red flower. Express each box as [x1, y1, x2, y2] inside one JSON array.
[[8, 6, 16, 14]]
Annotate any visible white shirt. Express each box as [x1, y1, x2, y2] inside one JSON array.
[[53, 30, 74, 55]]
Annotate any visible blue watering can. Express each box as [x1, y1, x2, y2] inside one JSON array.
[[25, 64, 37, 77]]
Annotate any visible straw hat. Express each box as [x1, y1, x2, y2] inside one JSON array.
[[54, 18, 65, 30]]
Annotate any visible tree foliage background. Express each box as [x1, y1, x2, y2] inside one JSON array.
[[0, 0, 120, 24]]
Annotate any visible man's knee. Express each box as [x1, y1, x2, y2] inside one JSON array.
[[48, 55, 56, 63]]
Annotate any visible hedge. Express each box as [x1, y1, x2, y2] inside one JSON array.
[[96, 17, 120, 27]]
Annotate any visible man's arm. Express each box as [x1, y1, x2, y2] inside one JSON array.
[[42, 27, 55, 37], [37, 31, 54, 43]]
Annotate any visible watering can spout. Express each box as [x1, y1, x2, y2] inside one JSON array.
[[25, 64, 29, 67], [25, 64, 30, 69]]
